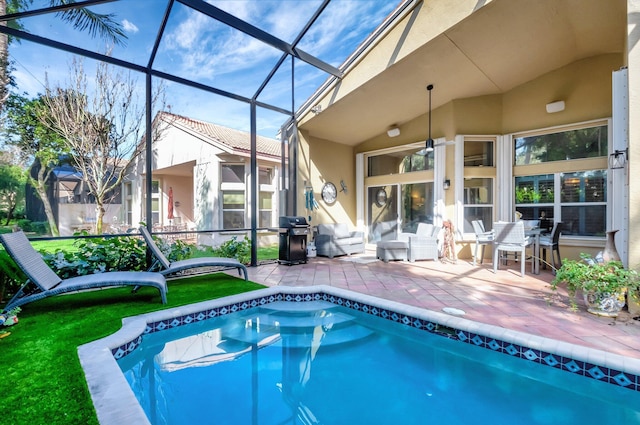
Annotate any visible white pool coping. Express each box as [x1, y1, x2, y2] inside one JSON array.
[[78, 285, 640, 425]]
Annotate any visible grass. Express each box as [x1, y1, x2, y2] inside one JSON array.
[[0, 273, 266, 424], [27, 238, 280, 261]]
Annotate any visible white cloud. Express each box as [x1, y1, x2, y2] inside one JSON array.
[[122, 19, 140, 34]]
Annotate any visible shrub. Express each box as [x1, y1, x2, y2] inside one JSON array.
[[16, 219, 31, 232], [0, 249, 26, 303], [210, 236, 251, 265], [42, 235, 148, 278]]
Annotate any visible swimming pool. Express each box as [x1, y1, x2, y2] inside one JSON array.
[[79, 286, 640, 424]]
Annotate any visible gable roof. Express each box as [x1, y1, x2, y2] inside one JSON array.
[[158, 112, 281, 159]]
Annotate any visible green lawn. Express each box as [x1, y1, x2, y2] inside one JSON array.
[[27, 238, 279, 261], [0, 274, 266, 424]]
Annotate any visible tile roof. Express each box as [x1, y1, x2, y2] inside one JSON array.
[[159, 112, 281, 158]]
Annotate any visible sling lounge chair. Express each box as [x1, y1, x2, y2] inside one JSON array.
[[0, 231, 167, 312], [139, 226, 248, 280]]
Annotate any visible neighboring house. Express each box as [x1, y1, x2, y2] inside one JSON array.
[[292, 0, 637, 265], [124, 112, 282, 247], [26, 162, 123, 236]]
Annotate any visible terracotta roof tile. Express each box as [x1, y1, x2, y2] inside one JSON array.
[[159, 112, 281, 158]]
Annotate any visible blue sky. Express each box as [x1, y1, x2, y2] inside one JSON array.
[[9, 0, 399, 138]]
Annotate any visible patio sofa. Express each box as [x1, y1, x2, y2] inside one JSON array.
[[315, 223, 365, 258]]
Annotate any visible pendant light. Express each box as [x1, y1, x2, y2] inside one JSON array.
[[425, 84, 434, 153]]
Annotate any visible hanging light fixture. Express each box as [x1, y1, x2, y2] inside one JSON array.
[[424, 84, 434, 153]]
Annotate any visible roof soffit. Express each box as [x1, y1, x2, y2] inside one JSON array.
[[299, 0, 625, 146]]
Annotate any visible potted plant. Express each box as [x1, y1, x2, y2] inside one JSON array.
[[551, 254, 639, 317]]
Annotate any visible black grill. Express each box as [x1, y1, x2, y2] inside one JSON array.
[[278, 216, 309, 265]]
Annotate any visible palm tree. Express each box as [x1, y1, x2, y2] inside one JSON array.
[[0, 0, 126, 112]]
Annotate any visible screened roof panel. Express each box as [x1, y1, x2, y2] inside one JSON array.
[[208, 0, 324, 43], [296, 0, 399, 66], [153, 2, 287, 98], [5, 0, 404, 136]]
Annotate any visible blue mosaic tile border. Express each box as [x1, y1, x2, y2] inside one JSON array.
[[111, 290, 640, 392]]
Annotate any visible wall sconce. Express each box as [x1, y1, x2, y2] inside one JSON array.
[[443, 179, 451, 190], [545, 100, 565, 114], [609, 148, 628, 169], [340, 180, 348, 194], [387, 126, 400, 138]]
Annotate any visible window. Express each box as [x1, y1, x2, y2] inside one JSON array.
[[124, 182, 132, 225], [259, 192, 272, 228], [560, 171, 606, 236], [514, 125, 607, 165], [513, 122, 608, 237], [221, 164, 245, 183], [463, 178, 493, 233], [514, 174, 554, 232], [367, 147, 434, 177], [464, 140, 494, 167], [151, 180, 160, 225], [222, 191, 245, 229], [259, 167, 273, 185]]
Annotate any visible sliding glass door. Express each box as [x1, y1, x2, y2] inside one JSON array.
[[367, 182, 434, 242]]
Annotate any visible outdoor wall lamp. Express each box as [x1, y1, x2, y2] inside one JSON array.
[[609, 148, 628, 169], [443, 179, 451, 190]]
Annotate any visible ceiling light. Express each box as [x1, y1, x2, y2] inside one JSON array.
[[387, 126, 400, 138], [546, 100, 565, 113]]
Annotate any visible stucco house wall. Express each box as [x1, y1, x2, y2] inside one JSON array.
[[293, 0, 631, 264]]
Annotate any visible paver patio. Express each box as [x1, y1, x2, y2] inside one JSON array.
[[244, 250, 640, 359]]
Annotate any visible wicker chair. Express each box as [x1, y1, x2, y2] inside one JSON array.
[[539, 221, 562, 274], [398, 223, 440, 262], [492, 221, 534, 277], [471, 220, 494, 265]]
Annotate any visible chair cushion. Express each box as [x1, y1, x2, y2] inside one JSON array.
[[333, 223, 350, 239], [377, 240, 409, 250], [416, 223, 436, 237]]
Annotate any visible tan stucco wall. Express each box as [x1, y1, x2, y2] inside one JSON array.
[[298, 53, 624, 259], [502, 54, 620, 134], [355, 54, 621, 154], [298, 0, 488, 128], [298, 130, 358, 230]]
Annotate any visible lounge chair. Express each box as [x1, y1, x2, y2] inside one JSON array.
[[139, 226, 248, 280], [0, 231, 167, 312]]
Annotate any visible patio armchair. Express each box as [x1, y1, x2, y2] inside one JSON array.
[[0, 231, 167, 312], [398, 223, 440, 262]]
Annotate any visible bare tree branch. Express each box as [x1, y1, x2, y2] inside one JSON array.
[[41, 56, 165, 233]]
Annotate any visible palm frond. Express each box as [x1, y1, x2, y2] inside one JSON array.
[[52, 1, 127, 46]]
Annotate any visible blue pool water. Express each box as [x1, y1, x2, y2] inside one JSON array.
[[118, 300, 640, 425]]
